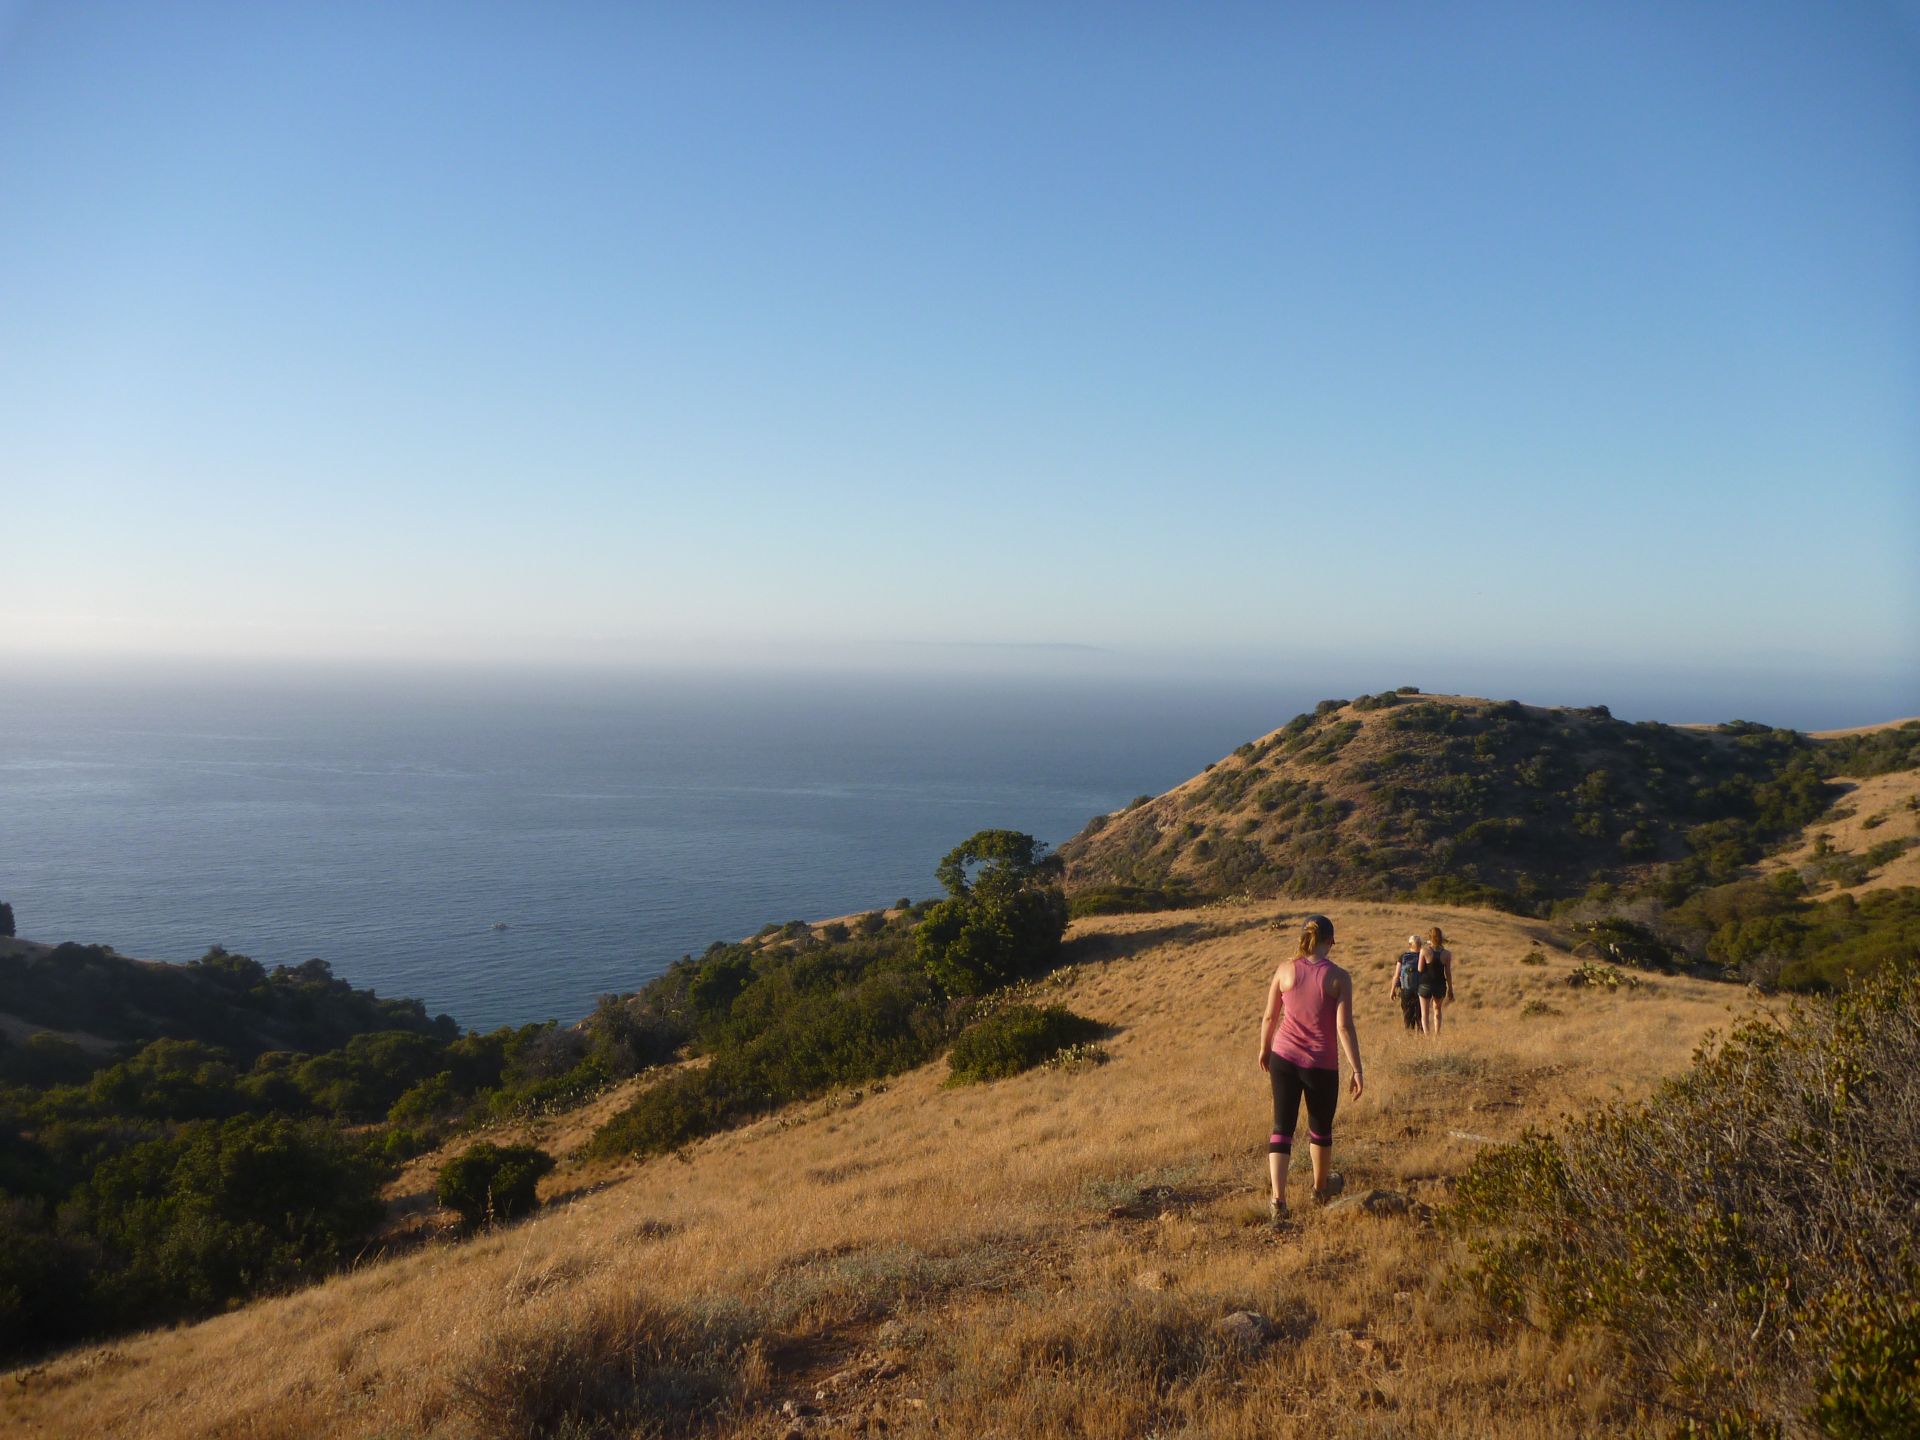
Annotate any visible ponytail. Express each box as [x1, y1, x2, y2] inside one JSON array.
[[1296, 914, 1335, 957]]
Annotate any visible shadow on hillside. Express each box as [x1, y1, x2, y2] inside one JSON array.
[[543, 1172, 635, 1209], [1062, 912, 1280, 965]]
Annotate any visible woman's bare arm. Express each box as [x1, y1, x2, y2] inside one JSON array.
[[1334, 973, 1364, 1098], [1258, 966, 1286, 1068]]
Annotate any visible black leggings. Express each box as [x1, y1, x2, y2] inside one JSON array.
[[1268, 1057, 1338, 1153]]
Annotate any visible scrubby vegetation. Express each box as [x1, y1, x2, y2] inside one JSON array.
[[0, 951, 671, 1361], [1817, 719, 1920, 777], [586, 830, 1069, 1161], [1067, 883, 1200, 918], [0, 828, 1070, 1362], [1681, 883, 1920, 991], [1453, 959, 1920, 1435], [0, 942, 456, 1057], [915, 830, 1069, 996], [1064, 696, 1920, 990], [946, 1004, 1105, 1085], [435, 1142, 557, 1230], [1064, 696, 1848, 916]]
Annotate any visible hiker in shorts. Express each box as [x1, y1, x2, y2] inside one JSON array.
[[1417, 924, 1454, 1036], [1388, 935, 1422, 1031], [1258, 914, 1365, 1223]]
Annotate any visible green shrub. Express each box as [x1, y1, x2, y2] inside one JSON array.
[[1706, 887, 1920, 990], [1351, 690, 1406, 712], [916, 831, 1068, 996], [70, 1114, 384, 1330], [1810, 1295, 1920, 1439], [1571, 917, 1679, 972], [1067, 885, 1199, 918], [1817, 720, 1920, 778], [435, 1142, 556, 1229], [1864, 837, 1915, 869], [946, 1005, 1106, 1085], [588, 956, 948, 1162], [1565, 961, 1637, 991], [1452, 961, 1920, 1432], [387, 1071, 461, 1128], [1520, 949, 1548, 966]]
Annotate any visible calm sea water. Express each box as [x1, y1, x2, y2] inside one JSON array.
[[0, 671, 1308, 1029]]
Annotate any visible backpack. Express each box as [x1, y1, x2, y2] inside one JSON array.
[[1396, 951, 1420, 990]]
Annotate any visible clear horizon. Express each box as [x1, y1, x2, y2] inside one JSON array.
[[3, 3, 1917, 685]]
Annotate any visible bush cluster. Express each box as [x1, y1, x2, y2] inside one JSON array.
[[0, 954, 676, 1362], [1564, 961, 1638, 991], [1570, 917, 1679, 972], [946, 1005, 1106, 1085], [434, 1142, 556, 1229], [588, 831, 1070, 1163], [1816, 720, 1920, 778], [1451, 960, 1920, 1433], [0, 1112, 383, 1360], [1067, 884, 1199, 919]]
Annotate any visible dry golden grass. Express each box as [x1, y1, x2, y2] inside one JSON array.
[[1808, 716, 1920, 738], [3, 901, 1757, 1439]]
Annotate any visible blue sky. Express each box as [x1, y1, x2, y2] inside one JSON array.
[[1, 2, 1915, 697]]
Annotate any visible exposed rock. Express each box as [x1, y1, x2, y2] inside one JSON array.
[[1325, 1187, 1410, 1217], [1133, 1268, 1172, 1291], [1212, 1310, 1277, 1351]]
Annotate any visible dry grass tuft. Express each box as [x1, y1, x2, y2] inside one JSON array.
[[448, 1288, 757, 1440]]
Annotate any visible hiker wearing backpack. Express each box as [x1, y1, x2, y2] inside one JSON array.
[[1388, 935, 1422, 1031]]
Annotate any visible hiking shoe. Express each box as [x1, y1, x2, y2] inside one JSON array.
[[1311, 1173, 1345, 1205], [1267, 1196, 1289, 1228]]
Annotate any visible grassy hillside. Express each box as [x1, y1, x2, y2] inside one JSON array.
[[1061, 693, 1856, 914], [1, 899, 1767, 1440], [7, 704, 1916, 1434]]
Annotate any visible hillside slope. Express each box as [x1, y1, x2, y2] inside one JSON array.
[[5, 899, 1757, 1440], [1760, 766, 1920, 897], [1061, 693, 1846, 911]]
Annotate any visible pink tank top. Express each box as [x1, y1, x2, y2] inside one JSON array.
[[1271, 957, 1340, 1071]]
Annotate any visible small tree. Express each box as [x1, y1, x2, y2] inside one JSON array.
[[434, 1142, 555, 1229], [916, 830, 1068, 996], [0, 902, 13, 939]]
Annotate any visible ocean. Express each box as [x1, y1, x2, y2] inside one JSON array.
[[0, 669, 1310, 1029]]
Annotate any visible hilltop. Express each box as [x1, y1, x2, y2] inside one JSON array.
[[1061, 693, 1914, 914]]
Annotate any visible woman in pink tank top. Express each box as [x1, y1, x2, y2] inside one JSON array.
[[1257, 913, 1365, 1224]]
